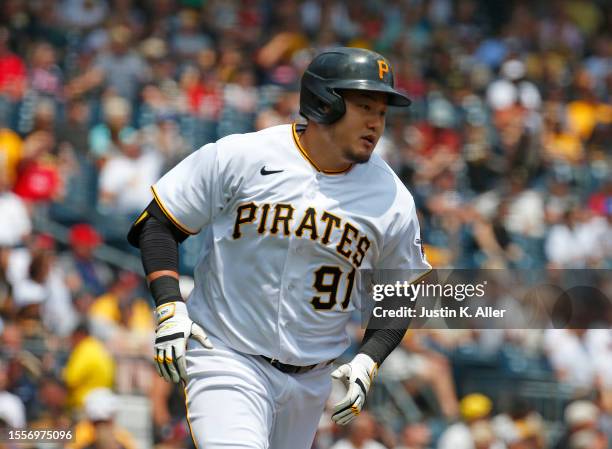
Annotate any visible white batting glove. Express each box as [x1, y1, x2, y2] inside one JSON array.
[[331, 353, 378, 425], [154, 301, 212, 383]]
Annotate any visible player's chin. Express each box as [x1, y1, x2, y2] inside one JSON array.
[[345, 142, 375, 164], [348, 145, 374, 164]]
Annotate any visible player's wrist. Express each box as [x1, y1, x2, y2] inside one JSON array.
[[149, 276, 183, 308], [354, 353, 378, 379]]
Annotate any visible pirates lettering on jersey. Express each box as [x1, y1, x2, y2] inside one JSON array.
[[233, 202, 372, 268]]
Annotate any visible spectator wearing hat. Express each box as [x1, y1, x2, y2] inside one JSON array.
[[554, 400, 603, 449], [486, 58, 542, 113], [69, 388, 137, 449], [437, 393, 502, 449], [59, 223, 112, 297]]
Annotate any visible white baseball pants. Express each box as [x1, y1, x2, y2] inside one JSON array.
[[184, 336, 333, 449]]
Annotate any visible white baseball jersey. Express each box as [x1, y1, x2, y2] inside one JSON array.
[[153, 123, 431, 365]]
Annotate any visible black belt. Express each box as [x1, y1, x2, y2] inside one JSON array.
[[260, 356, 333, 374]]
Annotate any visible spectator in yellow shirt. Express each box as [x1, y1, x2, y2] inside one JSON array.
[[0, 127, 22, 185], [63, 324, 115, 409]]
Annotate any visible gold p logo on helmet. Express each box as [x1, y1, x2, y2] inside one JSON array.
[[377, 60, 389, 80]]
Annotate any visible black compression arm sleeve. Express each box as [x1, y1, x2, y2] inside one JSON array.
[[358, 326, 408, 366], [139, 216, 180, 275], [359, 271, 432, 365], [139, 216, 182, 306]]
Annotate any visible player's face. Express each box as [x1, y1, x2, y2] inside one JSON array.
[[331, 90, 387, 164]]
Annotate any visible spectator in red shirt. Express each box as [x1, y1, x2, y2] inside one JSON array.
[[13, 131, 63, 203], [0, 27, 26, 101], [414, 93, 462, 157], [179, 65, 224, 121]]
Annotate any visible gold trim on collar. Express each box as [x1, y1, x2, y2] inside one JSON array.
[[291, 123, 352, 175]]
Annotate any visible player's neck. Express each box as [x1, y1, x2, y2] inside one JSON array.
[[299, 124, 352, 173]]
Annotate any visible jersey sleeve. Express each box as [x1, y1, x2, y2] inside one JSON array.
[[376, 197, 432, 281], [151, 143, 232, 234]]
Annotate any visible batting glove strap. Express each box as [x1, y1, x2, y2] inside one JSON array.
[[331, 353, 378, 425], [155, 301, 184, 323], [154, 301, 212, 384]]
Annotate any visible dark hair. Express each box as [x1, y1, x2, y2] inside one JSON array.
[[73, 322, 89, 336], [28, 251, 52, 284]]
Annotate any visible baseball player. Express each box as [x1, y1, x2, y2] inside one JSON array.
[[128, 47, 431, 449]]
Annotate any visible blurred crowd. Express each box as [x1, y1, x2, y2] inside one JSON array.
[[0, 0, 611, 448]]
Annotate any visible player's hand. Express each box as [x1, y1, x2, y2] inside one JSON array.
[[330, 353, 378, 425], [154, 301, 212, 383]]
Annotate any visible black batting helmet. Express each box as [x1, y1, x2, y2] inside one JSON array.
[[299, 47, 411, 124]]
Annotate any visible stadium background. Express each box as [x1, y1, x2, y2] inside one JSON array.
[[0, 0, 610, 448]]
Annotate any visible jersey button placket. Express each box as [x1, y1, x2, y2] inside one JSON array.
[[306, 175, 318, 200]]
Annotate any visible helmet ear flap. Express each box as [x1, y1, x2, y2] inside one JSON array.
[[321, 89, 346, 124], [314, 88, 345, 124], [299, 72, 346, 124], [316, 98, 330, 113]]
